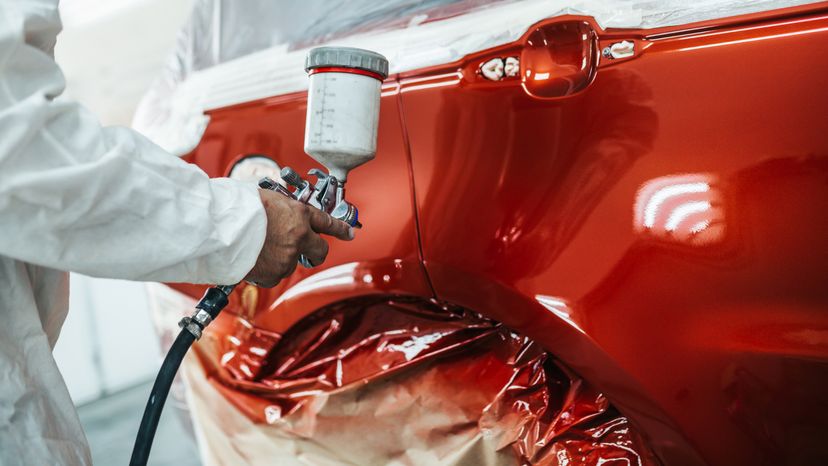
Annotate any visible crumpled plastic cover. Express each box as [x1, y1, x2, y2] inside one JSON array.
[[133, 0, 816, 155], [180, 296, 659, 465]]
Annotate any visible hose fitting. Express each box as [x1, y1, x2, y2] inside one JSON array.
[[178, 285, 234, 339]]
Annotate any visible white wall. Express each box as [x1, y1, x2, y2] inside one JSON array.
[[54, 278, 160, 404], [52, 0, 195, 405]]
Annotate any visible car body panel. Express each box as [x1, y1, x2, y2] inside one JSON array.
[[157, 3, 828, 465], [400, 8, 828, 466]]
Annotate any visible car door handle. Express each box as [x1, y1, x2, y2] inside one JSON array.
[[521, 18, 599, 99]]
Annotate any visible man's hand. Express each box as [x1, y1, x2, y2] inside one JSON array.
[[245, 189, 354, 287]]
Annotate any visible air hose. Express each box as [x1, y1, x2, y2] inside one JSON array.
[[129, 284, 235, 466]]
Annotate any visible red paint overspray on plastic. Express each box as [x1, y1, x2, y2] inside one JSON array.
[[191, 296, 658, 465]]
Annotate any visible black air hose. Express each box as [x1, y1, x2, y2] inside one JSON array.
[[129, 285, 233, 466]]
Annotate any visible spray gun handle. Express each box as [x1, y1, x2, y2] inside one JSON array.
[[257, 176, 314, 268]]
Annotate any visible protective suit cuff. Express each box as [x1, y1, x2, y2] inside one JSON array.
[[205, 179, 266, 285]]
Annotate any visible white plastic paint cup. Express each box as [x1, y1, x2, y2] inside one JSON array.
[[304, 47, 389, 182]]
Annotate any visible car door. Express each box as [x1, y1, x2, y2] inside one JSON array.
[[399, 5, 828, 465]]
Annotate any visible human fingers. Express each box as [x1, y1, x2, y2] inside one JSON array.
[[300, 231, 329, 266], [307, 208, 354, 241]]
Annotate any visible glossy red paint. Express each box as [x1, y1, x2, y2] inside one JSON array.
[[401, 7, 828, 465], [169, 80, 433, 329], [169, 3, 828, 465], [521, 20, 598, 99]]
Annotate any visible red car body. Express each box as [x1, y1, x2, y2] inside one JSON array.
[[162, 3, 828, 465]]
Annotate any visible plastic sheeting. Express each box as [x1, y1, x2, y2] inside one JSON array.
[[182, 296, 659, 465], [133, 0, 818, 155], [153, 0, 820, 70]]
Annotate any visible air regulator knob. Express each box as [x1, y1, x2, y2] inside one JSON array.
[[280, 167, 304, 188]]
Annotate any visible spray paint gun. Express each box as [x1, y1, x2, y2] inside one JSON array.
[[261, 166, 359, 268], [259, 46, 388, 266], [130, 47, 388, 466]]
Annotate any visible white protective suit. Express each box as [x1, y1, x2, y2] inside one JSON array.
[[0, 1, 267, 464]]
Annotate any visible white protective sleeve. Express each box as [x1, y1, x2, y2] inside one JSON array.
[[0, 1, 266, 286]]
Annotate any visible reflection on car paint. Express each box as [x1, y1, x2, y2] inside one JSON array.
[[536, 294, 584, 334], [635, 174, 725, 245]]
